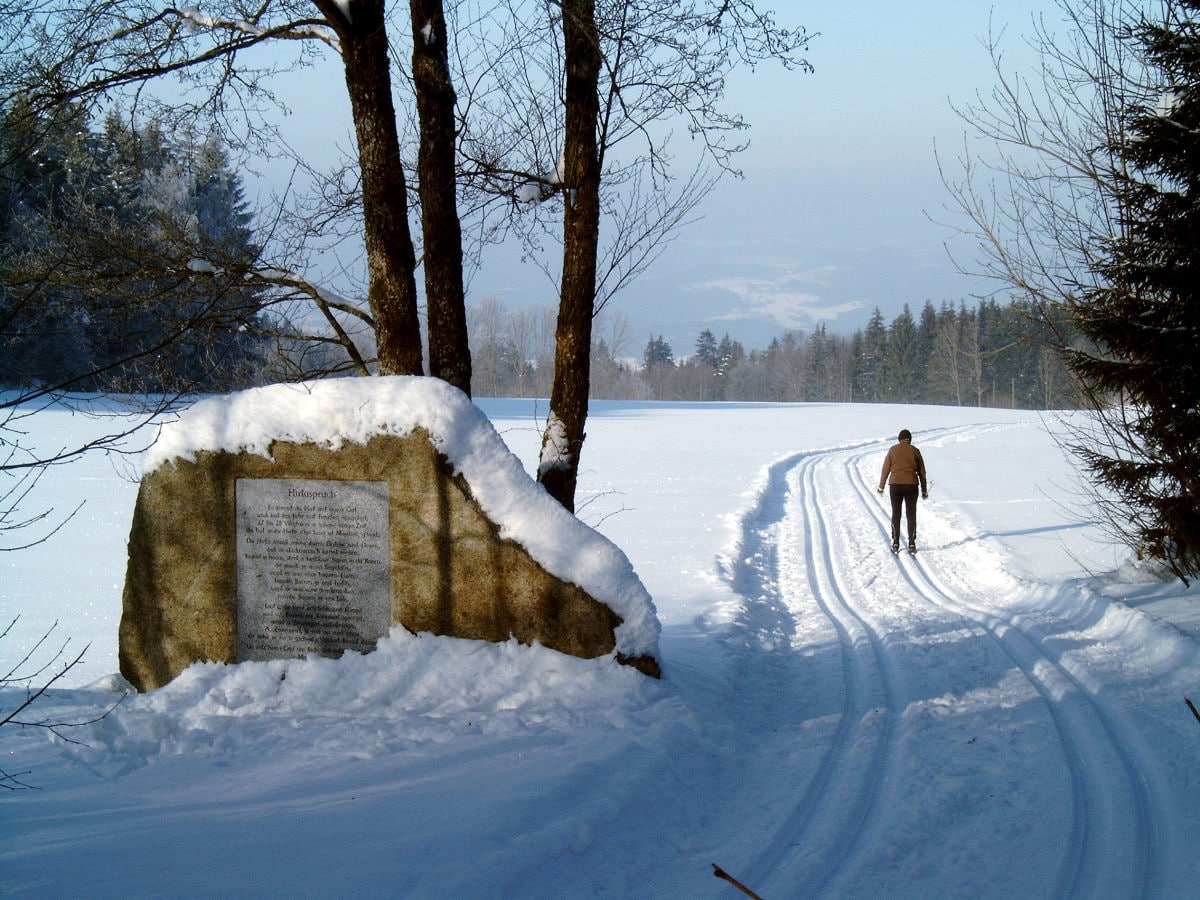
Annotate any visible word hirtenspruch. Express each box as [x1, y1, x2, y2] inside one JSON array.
[[288, 487, 337, 500]]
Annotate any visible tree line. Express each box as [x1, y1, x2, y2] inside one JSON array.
[[4, 106, 1077, 410], [1, 107, 273, 393], [468, 296, 1082, 409], [3, 0, 812, 513]]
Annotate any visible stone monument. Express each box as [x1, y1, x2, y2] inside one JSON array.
[[119, 378, 660, 690], [235, 477, 391, 661]]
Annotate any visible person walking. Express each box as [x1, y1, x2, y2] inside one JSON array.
[[878, 428, 928, 553]]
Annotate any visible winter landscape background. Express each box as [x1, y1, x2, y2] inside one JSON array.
[[3, 391, 1200, 897]]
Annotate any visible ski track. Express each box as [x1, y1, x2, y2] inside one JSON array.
[[725, 425, 1167, 897], [762, 447, 903, 895], [844, 442, 1166, 898]]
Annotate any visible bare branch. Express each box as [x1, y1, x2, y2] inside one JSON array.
[[0, 619, 127, 788]]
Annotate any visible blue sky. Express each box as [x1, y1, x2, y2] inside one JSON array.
[[265, 1, 1065, 357], [583, 0, 1066, 354]]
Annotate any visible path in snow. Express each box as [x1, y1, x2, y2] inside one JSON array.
[[719, 427, 1173, 897], [6, 402, 1198, 897]]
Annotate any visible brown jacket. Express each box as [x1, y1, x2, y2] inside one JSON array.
[[879, 441, 927, 492]]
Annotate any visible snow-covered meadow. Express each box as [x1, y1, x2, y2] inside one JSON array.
[[3, 387, 1200, 897]]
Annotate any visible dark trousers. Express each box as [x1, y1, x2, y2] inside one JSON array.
[[889, 484, 919, 545]]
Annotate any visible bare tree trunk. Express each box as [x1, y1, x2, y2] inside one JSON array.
[[317, 0, 423, 376], [538, 0, 601, 512], [410, 0, 471, 394]]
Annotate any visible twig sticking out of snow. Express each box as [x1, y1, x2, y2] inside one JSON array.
[[1185, 696, 1200, 725], [712, 864, 763, 899]]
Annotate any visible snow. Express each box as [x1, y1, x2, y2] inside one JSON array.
[[535, 408, 570, 478], [4, 394, 1200, 897], [185, 258, 217, 274], [1155, 88, 1182, 118], [515, 154, 566, 205], [175, 5, 341, 51], [329, 0, 353, 26], [142, 377, 658, 657], [516, 182, 543, 203]]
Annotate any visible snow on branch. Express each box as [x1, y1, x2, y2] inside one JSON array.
[[245, 268, 374, 375], [170, 5, 343, 53]]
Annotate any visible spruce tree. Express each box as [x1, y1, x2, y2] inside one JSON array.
[[884, 305, 919, 403], [854, 308, 888, 402], [1068, 0, 1200, 580], [1, 103, 100, 385], [695, 329, 719, 368], [643, 335, 674, 369], [716, 333, 742, 375], [1, 112, 268, 392]]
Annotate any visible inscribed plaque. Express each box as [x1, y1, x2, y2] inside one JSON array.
[[236, 478, 390, 660]]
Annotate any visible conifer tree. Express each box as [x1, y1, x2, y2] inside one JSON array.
[[1067, 0, 1200, 580], [716, 333, 742, 375], [642, 335, 675, 369], [883, 304, 918, 402], [695, 329, 719, 369], [854, 308, 888, 402], [0, 112, 268, 392]]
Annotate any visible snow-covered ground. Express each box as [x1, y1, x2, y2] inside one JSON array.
[[3, 391, 1200, 897]]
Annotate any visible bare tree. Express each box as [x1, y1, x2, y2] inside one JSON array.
[[410, 0, 471, 393], [533, 0, 603, 509], [1, 0, 430, 544], [6, 0, 812, 518], [455, 0, 813, 509], [4, 0, 431, 377], [939, 1, 1151, 328], [310, 0, 424, 375], [942, 0, 1200, 577]]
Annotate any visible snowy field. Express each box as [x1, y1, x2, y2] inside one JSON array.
[[3, 389, 1200, 897]]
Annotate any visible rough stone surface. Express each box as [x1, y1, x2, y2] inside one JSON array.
[[119, 431, 656, 691]]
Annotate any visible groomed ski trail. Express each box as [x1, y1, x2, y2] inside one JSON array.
[[721, 426, 1174, 898]]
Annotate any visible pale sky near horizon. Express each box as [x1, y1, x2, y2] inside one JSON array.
[[263, 1, 1068, 357], [587, 0, 1068, 355]]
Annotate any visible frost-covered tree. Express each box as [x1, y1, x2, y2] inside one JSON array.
[[0, 0, 430, 377], [0, 112, 269, 393]]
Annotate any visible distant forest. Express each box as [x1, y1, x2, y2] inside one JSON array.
[[3, 112, 1079, 409], [1, 107, 272, 394], [469, 298, 1083, 409]]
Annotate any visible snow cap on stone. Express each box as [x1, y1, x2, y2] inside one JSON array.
[[143, 376, 660, 658]]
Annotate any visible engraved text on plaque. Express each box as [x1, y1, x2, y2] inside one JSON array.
[[236, 478, 390, 660]]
